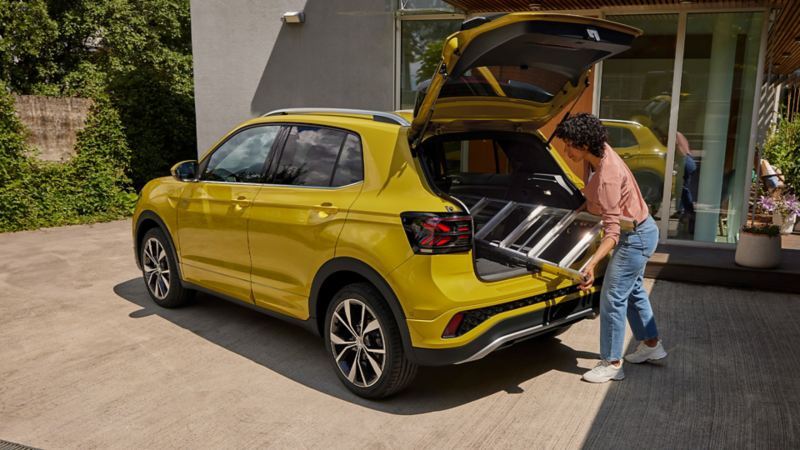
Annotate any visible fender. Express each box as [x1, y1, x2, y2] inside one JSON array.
[[134, 211, 182, 280], [308, 257, 415, 358]]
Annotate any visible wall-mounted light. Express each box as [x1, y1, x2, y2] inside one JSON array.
[[281, 11, 305, 24]]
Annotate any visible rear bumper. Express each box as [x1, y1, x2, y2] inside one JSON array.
[[408, 288, 600, 366]]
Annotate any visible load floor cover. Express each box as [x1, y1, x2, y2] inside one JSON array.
[[460, 195, 615, 282]]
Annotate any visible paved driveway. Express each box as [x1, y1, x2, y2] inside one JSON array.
[[1, 220, 799, 449]]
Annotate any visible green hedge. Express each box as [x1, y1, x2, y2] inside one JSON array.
[[0, 85, 136, 232]]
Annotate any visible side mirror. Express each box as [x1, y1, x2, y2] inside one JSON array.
[[171, 160, 198, 182]]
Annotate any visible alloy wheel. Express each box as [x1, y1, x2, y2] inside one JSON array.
[[143, 237, 170, 300], [329, 299, 386, 388]]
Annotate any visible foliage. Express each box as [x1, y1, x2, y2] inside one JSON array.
[[0, 0, 196, 189], [0, 86, 135, 232], [762, 115, 800, 193], [740, 224, 781, 237]]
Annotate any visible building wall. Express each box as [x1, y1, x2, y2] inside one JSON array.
[[190, 0, 395, 154], [13, 95, 93, 162]]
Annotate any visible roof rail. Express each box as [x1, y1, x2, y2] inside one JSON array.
[[263, 108, 411, 127]]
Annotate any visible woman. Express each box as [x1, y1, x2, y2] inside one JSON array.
[[553, 113, 667, 383]]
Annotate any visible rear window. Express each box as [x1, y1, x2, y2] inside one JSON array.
[[605, 125, 638, 148]]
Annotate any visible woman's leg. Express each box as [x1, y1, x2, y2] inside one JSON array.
[[599, 242, 647, 362], [626, 266, 659, 341]]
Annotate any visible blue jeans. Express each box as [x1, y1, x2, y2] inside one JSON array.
[[599, 215, 660, 361]]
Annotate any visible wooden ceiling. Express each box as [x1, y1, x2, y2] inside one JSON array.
[[443, 0, 800, 77]]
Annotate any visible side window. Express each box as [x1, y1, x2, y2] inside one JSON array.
[[331, 134, 363, 187], [202, 126, 280, 183], [271, 126, 347, 187], [605, 126, 638, 148]]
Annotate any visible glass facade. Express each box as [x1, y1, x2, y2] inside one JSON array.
[[399, 19, 461, 109], [600, 14, 679, 216], [669, 12, 764, 243]]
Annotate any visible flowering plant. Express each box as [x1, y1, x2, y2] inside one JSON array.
[[758, 192, 800, 219]]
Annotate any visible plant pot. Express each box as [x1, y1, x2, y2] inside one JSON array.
[[773, 211, 797, 235], [735, 230, 781, 269]]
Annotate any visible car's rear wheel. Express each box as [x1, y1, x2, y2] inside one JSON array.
[[324, 283, 417, 399], [140, 228, 193, 308]]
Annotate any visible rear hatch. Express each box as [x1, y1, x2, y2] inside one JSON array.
[[411, 13, 641, 141], [411, 13, 641, 282]]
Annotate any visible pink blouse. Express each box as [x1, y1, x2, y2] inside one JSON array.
[[583, 144, 650, 246]]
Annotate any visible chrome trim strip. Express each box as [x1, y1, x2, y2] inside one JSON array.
[[263, 108, 411, 127], [455, 308, 596, 364]]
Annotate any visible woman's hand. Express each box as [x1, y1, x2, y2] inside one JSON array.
[[579, 264, 595, 291]]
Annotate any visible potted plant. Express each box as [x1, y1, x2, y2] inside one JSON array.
[[735, 222, 781, 268], [758, 192, 800, 234], [735, 145, 782, 269]]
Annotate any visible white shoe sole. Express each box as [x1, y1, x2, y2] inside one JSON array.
[[582, 371, 625, 383]]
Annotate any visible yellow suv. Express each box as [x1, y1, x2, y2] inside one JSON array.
[[132, 13, 640, 398]]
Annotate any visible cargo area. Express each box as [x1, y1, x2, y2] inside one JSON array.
[[417, 132, 603, 281]]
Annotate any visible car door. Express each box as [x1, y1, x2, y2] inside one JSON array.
[[177, 125, 282, 302], [248, 125, 364, 319]]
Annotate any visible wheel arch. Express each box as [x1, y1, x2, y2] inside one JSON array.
[[134, 211, 181, 279], [309, 257, 413, 356]]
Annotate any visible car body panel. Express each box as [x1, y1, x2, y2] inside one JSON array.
[[177, 181, 261, 302], [249, 182, 363, 318]]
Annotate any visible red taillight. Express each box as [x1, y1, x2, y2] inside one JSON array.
[[442, 312, 464, 338], [401, 212, 473, 254]]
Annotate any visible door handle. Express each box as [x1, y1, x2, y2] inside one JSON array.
[[233, 195, 250, 209], [316, 202, 339, 214]]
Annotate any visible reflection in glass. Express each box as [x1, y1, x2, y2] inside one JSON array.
[[400, 19, 461, 109], [600, 14, 679, 217], [272, 126, 346, 187], [669, 12, 764, 242]]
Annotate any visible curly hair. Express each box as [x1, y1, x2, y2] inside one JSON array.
[[553, 113, 607, 157]]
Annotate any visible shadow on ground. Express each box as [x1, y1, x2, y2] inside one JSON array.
[[114, 278, 596, 415], [581, 280, 800, 449]]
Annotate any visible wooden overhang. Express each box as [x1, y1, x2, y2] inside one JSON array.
[[442, 0, 800, 76]]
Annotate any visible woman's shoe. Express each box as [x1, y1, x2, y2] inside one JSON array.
[[624, 341, 668, 363], [582, 360, 625, 383]]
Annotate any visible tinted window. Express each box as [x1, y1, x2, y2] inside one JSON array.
[[202, 126, 280, 183], [331, 134, 363, 187], [605, 125, 639, 148], [272, 126, 347, 186]]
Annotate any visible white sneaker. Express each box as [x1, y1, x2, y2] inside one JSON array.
[[582, 360, 624, 383], [624, 341, 668, 364]]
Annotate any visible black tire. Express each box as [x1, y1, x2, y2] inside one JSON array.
[[140, 227, 194, 308], [323, 282, 417, 399]]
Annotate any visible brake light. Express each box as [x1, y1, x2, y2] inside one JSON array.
[[401, 212, 473, 254]]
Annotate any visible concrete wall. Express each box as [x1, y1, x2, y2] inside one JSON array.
[[190, 0, 395, 155], [13, 95, 93, 162]]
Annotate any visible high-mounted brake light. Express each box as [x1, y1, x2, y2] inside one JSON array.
[[401, 212, 473, 254]]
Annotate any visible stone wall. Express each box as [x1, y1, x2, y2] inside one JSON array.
[[13, 95, 93, 162]]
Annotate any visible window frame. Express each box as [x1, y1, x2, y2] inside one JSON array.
[[197, 124, 285, 185], [263, 122, 365, 189]]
